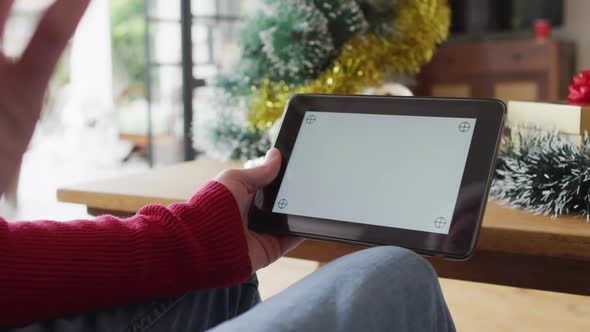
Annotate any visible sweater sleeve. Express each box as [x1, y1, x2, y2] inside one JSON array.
[[0, 181, 252, 328]]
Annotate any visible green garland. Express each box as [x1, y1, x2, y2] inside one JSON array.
[[491, 126, 590, 219]]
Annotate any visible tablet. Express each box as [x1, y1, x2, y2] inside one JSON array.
[[249, 94, 505, 259]]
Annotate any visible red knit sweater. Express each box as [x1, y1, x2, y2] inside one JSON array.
[[0, 181, 252, 328]]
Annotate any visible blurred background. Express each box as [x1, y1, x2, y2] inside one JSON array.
[[0, 0, 253, 220], [1, 1, 589, 330]]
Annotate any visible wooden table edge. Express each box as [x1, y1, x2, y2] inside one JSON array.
[[57, 188, 181, 213]]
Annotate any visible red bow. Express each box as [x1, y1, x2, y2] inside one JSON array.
[[568, 69, 590, 103]]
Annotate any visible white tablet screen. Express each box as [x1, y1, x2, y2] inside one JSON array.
[[272, 111, 476, 234]]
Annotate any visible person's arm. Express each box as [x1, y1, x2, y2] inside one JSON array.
[[0, 0, 88, 197], [1, 149, 300, 329], [0, 181, 251, 328]]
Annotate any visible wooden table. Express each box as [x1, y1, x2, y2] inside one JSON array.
[[58, 160, 590, 296]]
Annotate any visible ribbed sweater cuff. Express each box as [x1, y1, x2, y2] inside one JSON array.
[[166, 181, 252, 286]]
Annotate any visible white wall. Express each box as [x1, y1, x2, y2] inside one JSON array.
[[555, 0, 590, 71]]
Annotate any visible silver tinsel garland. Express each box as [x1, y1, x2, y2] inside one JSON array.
[[491, 126, 590, 220]]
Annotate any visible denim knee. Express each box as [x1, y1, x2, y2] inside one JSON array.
[[367, 246, 435, 277], [346, 247, 452, 331], [208, 247, 452, 332], [338, 246, 440, 302]]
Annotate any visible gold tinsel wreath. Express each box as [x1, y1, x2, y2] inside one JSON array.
[[248, 0, 451, 129]]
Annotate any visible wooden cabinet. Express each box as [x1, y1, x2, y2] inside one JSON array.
[[415, 39, 575, 102]]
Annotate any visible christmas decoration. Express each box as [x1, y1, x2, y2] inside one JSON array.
[[357, 0, 399, 35], [260, 0, 335, 85], [199, 0, 450, 160], [491, 126, 590, 220], [195, 97, 272, 161], [313, 0, 369, 48], [568, 69, 590, 103], [248, 0, 450, 130]]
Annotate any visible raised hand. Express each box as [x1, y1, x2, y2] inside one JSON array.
[[0, 0, 90, 196]]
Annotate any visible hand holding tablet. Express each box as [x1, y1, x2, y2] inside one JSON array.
[[249, 94, 505, 259]]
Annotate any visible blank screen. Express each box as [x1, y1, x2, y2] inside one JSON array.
[[273, 111, 476, 234]]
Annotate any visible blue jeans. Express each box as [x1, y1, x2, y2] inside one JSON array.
[[12, 247, 455, 331]]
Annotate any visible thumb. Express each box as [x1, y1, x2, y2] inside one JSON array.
[[239, 148, 282, 193]]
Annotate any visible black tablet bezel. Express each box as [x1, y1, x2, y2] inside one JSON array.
[[248, 94, 505, 259]]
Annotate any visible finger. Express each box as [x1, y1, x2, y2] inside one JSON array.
[[237, 148, 282, 193], [0, 0, 15, 41], [18, 0, 90, 89]]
